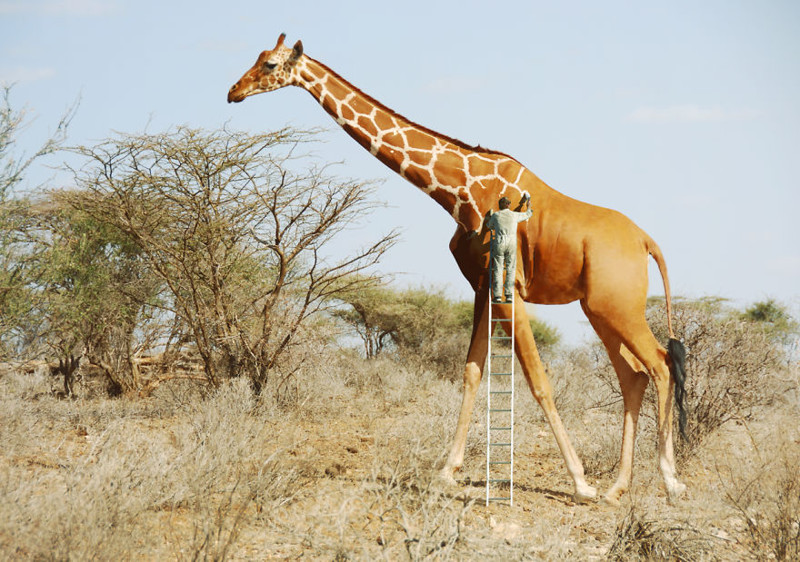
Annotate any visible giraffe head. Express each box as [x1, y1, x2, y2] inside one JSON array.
[[227, 33, 304, 103]]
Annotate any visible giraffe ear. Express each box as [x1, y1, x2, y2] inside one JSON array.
[[291, 40, 303, 61]]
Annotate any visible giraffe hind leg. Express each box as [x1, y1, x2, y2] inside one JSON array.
[[583, 305, 650, 504], [623, 326, 686, 501], [587, 302, 687, 502]]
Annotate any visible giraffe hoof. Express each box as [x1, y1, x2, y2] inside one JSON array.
[[436, 469, 459, 488], [602, 491, 623, 507], [666, 481, 687, 503], [573, 484, 597, 503]]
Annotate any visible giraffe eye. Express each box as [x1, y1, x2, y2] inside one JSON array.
[[263, 61, 277, 71]]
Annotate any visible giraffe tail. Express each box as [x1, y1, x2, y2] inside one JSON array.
[[668, 338, 688, 441], [647, 237, 688, 441]]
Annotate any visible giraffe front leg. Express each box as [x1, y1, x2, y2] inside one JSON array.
[[508, 294, 596, 502], [440, 297, 490, 485], [440, 360, 484, 484]]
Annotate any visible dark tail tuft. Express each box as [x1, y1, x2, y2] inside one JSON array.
[[667, 338, 688, 441]]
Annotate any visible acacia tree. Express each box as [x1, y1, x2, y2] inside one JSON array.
[[331, 284, 408, 359], [741, 299, 799, 347], [69, 126, 396, 389], [333, 285, 472, 378], [0, 86, 74, 359], [24, 193, 163, 394], [334, 284, 561, 377]]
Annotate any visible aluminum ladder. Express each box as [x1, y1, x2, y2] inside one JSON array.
[[485, 243, 516, 506]]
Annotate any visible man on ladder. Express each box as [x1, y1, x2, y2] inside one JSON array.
[[485, 193, 533, 303], [484, 192, 532, 506]]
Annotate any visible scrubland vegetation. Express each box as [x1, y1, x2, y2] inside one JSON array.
[[2, 88, 799, 560], [1, 304, 797, 560]]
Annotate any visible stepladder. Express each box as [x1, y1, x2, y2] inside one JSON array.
[[485, 245, 516, 506]]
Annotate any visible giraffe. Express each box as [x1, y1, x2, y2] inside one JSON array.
[[228, 34, 689, 505]]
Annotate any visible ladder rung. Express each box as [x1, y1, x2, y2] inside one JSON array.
[[493, 318, 513, 322], [487, 497, 512, 501], [489, 408, 512, 412], [489, 443, 512, 447], [490, 373, 512, 377], [490, 390, 512, 395], [491, 353, 512, 358], [491, 336, 512, 340], [489, 461, 511, 465], [490, 427, 511, 431]]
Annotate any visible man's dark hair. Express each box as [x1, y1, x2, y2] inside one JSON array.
[[499, 197, 511, 209]]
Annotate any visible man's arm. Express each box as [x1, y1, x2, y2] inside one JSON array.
[[516, 207, 533, 222]]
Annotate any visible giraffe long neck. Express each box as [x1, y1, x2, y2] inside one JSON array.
[[294, 57, 525, 233]]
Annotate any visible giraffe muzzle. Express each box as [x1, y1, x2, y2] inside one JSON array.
[[227, 86, 244, 103]]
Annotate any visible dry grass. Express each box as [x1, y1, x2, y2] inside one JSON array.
[[716, 430, 800, 561], [0, 343, 797, 560], [606, 505, 715, 561]]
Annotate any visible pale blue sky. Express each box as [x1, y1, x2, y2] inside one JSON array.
[[2, 0, 798, 343]]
